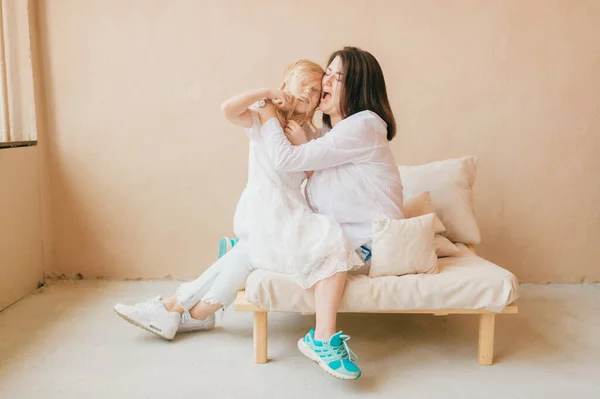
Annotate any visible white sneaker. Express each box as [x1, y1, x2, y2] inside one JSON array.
[[114, 296, 181, 340], [177, 311, 216, 333]]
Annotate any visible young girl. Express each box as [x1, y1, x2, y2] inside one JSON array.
[[114, 60, 361, 342], [224, 59, 363, 288]]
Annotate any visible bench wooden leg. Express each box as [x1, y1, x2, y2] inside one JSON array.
[[253, 311, 268, 364], [478, 313, 495, 365]]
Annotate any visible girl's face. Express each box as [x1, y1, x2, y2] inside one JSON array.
[[320, 56, 344, 118], [287, 73, 322, 115]]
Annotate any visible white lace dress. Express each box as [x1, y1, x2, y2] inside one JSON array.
[[233, 112, 363, 288]]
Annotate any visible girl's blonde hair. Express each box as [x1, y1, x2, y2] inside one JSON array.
[[274, 59, 324, 129]]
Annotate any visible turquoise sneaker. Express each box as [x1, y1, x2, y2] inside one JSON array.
[[218, 237, 239, 259], [297, 329, 361, 380]]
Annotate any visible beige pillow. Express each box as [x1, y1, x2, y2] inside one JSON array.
[[403, 191, 461, 257], [403, 191, 446, 234], [435, 235, 460, 257], [370, 213, 438, 277], [399, 156, 480, 244]]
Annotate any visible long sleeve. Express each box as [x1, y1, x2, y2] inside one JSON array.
[[260, 111, 385, 172]]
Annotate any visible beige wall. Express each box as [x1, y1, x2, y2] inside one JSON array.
[[0, 1, 43, 311], [0, 146, 43, 310], [36, 0, 600, 283]]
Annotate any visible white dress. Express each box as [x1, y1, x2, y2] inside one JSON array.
[[233, 111, 363, 288]]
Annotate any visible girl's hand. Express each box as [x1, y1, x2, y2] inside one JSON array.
[[284, 120, 308, 145], [268, 89, 293, 109], [257, 101, 277, 124]]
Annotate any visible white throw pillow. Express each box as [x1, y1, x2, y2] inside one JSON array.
[[399, 156, 480, 244], [435, 235, 460, 257], [370, 213, 438, 277]]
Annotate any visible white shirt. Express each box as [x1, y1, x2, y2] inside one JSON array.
[[261, 110, 404, 249]]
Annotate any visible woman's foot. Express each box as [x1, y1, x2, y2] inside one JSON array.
[[114, 296, 181, 340], [297, 329, 361, 380]]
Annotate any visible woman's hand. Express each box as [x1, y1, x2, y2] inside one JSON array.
[[284, 120, 308, 146]]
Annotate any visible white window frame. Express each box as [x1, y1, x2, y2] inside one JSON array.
[[0, 0, 38, 147], [0, 0, 11, 143]]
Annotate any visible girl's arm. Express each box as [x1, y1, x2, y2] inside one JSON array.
[[220, 89, 290, 128], [220, 88, 270, 128]]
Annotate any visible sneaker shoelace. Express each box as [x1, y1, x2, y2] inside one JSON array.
[[331, 334, 359, 363], [132, 296, 162, 311]]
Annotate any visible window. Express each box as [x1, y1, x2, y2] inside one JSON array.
[[0, 0, 38, 148]]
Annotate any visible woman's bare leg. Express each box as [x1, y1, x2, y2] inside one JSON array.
[[313, 271, 347, 341]]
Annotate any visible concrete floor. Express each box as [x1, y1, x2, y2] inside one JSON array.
[[1, 281, 599, 399]]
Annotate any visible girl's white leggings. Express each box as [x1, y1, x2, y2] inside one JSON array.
[[175, 239, 255, 311]]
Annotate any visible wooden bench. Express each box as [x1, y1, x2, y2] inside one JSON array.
[[234, 290, 518, 365], [234, 245, 518, 365]]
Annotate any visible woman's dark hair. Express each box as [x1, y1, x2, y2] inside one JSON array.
[[322, 46, 396, 141]]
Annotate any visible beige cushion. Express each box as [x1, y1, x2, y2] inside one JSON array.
[[402, 191, 461, 257], [370, 214, 438, 277], [399, 156, 480, 244], [245, 244, 518, 313], [435, 235, 460, 257], [403, 191, 446, 234]]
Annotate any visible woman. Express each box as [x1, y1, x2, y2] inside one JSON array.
[[258, 46, 403, 380]]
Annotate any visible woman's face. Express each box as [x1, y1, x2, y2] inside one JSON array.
[[320, 56, 344, 117], [287, 74, 322, 115]]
